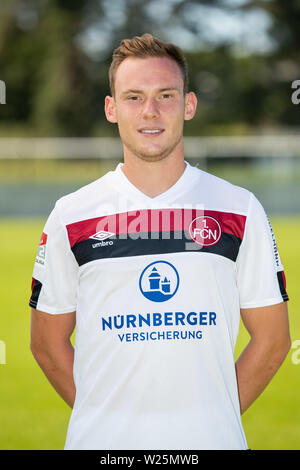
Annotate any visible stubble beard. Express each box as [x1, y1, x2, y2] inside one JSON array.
[[122, 132, 183, 163]]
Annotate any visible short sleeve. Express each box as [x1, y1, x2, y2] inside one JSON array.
[[236, 192, 289, 309], [29, 203, 78, 314]]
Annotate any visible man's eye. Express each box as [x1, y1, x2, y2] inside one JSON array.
[[161, 94, 172, 99], [128, 96, 140, 101]]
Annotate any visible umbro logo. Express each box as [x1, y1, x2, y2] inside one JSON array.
[[90, 230, 115, 248], [89, 230, 115, 241]]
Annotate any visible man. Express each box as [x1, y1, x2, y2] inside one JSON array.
[[30, 33, 291, 450]]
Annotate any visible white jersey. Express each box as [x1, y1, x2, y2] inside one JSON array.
[[29, 161, 288, 450]]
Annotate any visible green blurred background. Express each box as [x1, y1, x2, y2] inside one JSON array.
[[0, 0, 299, 450]]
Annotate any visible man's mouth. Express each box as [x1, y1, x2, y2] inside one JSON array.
[[138, 128, 164, 135]]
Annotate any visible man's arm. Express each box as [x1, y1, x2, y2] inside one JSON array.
[[235, 302, 291, 415], [30, 308, 76, 408]]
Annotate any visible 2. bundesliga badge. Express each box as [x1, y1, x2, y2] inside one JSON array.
[[35, 232, 47, 266], [188, 216, 222, 246]]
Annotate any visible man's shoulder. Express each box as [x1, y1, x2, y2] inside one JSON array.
[[54, 169, 116, 223], [192, 164, 248, 191], [191, 164, 252, 212], [59, 171, 112, 202]]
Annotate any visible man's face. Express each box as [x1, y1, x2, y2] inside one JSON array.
[[105, 56, 197, 162]]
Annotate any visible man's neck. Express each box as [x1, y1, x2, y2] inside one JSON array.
[[121, 151, 186, 199]]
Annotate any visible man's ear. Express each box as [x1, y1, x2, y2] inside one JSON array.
[[104, 96, 117, 123], [184, 91, 197, 121]]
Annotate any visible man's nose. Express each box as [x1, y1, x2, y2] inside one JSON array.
[[142, 97, 160, 119]]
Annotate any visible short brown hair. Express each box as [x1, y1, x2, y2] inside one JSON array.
[[109, 33, 189, 96]]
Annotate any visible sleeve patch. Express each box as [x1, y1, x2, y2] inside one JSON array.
[[29, 278, 43, 308], [277, 271, 289, 302]]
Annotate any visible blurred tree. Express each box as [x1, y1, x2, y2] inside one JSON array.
[[242, 0, 300, 59], [0, 0, 104, 136], [241, 0, 300, 126]]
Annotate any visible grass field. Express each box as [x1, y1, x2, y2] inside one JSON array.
[[0, 216, 299, 450]]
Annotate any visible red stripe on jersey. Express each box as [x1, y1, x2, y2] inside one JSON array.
[[281, 270, 287, 289], [39, 232, 48, 246], [66, 209, 246, 248]]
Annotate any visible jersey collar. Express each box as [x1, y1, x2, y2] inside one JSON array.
[[114, 160, 195, 206]]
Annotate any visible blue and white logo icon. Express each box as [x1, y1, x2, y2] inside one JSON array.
[[139, 260, 179, 302]]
